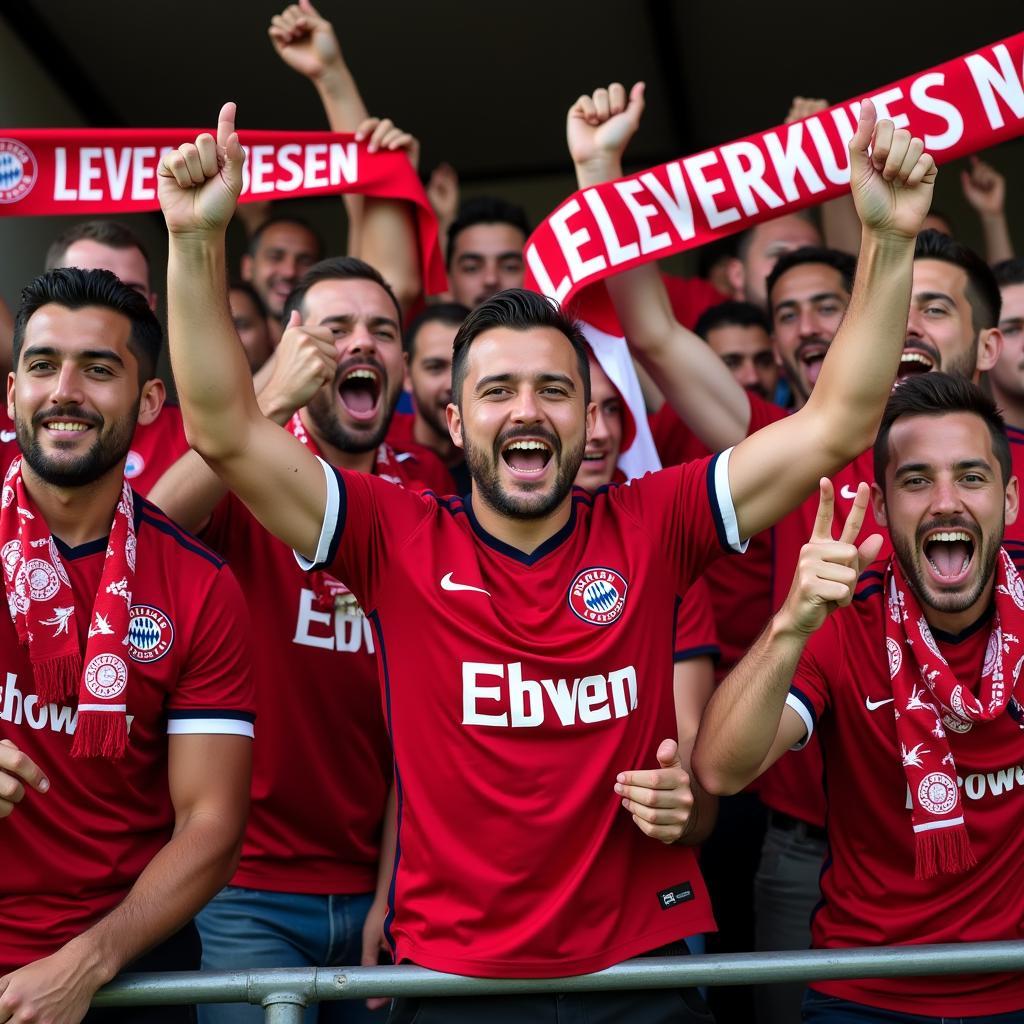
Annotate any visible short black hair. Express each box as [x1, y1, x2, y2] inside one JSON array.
[[873, 372, 1011, 489], [248, 215, 324, 260], [450, 289, 590, 408], [282, 256, 403, 328], [993, 257, 1024, 289], [914, 229, 1001, 332], [765, 246, 856, 306], [447, 197, 530, 268], [229, 279, 267, 318], [14, 268, 162, 382], [694, 300, 771, 340], [45, 219, 150, 275], [405, 302, 470, 357], [695, 236, 738, 280]]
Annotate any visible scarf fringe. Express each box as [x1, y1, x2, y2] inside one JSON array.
[[32, 652, 83, 705], [915, 826, 978, 879], [71, 711, 127, 760]]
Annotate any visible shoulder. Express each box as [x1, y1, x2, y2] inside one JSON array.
[[135, 493, 227, 573]]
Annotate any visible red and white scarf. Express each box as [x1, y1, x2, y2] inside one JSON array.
[[885, 548, 1024, 878], [0, 457, 135, 758], [287, 413, 405, 613]]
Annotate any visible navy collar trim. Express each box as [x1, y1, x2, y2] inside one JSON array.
[[463, 492, 583, 566]]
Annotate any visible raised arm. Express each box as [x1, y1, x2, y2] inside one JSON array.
[[569, 83, 751, 450], [693, 481, 882, 795], [158, 103, 330, 560], [961, 155, 1014, 265], [728, 99, 936, 538]]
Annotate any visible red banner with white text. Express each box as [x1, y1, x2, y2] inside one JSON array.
[[524, 33, 1024, 307], [0, 129, 446, 295]]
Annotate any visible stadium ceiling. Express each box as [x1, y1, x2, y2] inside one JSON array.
[[5, 2, 1022, 188]]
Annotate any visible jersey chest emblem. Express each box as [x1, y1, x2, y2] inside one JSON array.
[[124, 450, 145, 479], [127, 604, 174, 663], [568, 567, 628, 626]]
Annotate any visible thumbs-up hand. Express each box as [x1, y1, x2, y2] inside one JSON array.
[[256, 309, 338, 423], [615, 738, 694, 845], [779, 478, 883, 638]]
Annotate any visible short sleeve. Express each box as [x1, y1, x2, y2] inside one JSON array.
[[673, 577, 719, 663], [786, 619, 838, 750], [294, 458, 434, 612], [612, 451, 748, 597], [167, 564, 256, 738]]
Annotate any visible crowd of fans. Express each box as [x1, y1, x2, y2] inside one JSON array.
[[0, 4, 1022, 1024]]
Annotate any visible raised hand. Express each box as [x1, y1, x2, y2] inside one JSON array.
[[258, 310, 337, 422], [785, 96, 828, 125], [355, 117, 420, 170], [848, 98, 937, 240], [268, 0, 343, 81], [615, 738, 693, 844], [427, 162, 460, 226], [568, 81, 645, 184], [780, 479, 883, 637], [961, 155, 1006, 218], [158, 102, 244, 237]]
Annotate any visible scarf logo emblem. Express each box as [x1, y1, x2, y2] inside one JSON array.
[[84, 653, 128, 700], [0, 139, 37, 205], [886, 638, 902, 678], [917, 772, 958, 815], [942, 711, 973, 734], [24, 559, 60, 602]]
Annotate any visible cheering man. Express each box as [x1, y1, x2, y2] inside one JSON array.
[[159, 96, 933, 1019]]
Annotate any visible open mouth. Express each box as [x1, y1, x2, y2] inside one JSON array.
[[799, 344, 829, 386], [337, 367, 383, 422], [898, 349, 937, 379], [501, 438, 553, 478], [922, 528, 975, 585], [40, 418, 94, 439]]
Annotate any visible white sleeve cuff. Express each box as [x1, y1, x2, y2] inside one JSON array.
[[713, 447, 749, 554], [785, 691, 814, 749], [294, 456, 340, 571]]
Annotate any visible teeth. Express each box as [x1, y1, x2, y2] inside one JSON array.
[[46, 422, 88, 432], [930, 531, 972, 543], [901, 352, 934, 366], [344, 369, 376, 382], [506, 440, 550, 452]]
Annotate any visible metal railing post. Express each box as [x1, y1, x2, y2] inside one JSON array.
[[262, 992, 307, 1023]]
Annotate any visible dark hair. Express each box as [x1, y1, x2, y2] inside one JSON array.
[[451, 289, 590, 407], [282, 256, 403, 327], [447, 197, 530, 268], [405, 302, 470, 357], [247, 215, 324, 260], [914, 229, 1001, 331], [735, 209, 817, 263], [993, 257, 1024, 289], [695, 236, 738, 280], [765, 246, 856, 305], [14, 268, 162, 381], [45, 219, 150, 275], [873, 372, 1011, 488], [925, 209, 955, 237], [229, 279, 267, 318], [694, 300, 771, 340]]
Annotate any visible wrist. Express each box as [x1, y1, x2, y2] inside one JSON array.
[[63, 931, 121, 988], [256, 389, 295, 426], [574, 157, 623, 189], [315, 65, 355, 98], [768, 609, 812, 645]]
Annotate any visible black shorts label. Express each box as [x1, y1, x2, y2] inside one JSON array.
[[657, 881, 694, 910]]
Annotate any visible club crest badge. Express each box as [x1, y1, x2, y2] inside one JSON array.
[[568, 567, 628, 626], [84, 653, 128, 700], [917, 772, 958, 815], [0, 139, 37, 205], [127, 604, 174, 663], [124, 450, 145, 480]]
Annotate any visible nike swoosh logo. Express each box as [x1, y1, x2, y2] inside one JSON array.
[[865, 697, 895, 711], [440, 572, 491, 597], [0, 431, 15, 443], [840, 485, 858, 500]]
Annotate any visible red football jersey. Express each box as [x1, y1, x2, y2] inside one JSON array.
[[0, 497, 255, 972], [650, 394, 785, 678], [386, 410, 416, 451], [298, 452, 745, 977], [787, 563, 1024, 1015], [202, 480, 402, 894], [674, 577, 719, 664]]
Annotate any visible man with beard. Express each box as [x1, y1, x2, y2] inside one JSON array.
[[694, 373, 1024, 1021], [151, 256, 449, 1023], [158, 97, 933, 1018], [0, 268, 254, 1024], [387, 303, 471, 493]]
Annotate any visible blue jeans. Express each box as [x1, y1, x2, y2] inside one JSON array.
[[196, 886, 380, 1023], [802, 989, 1024, 1023]]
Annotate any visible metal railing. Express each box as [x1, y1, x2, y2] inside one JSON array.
[[92, 941, 1024, 1021]]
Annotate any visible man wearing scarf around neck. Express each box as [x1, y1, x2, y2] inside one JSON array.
[[0, 268, 255, 1024], [694, 372, 1024, 1020]]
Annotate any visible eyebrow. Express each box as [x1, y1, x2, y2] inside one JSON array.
[[913, 290, 956, 306], [319, 314, 400, 332], [474, 371, 576, 392], [773, 291, 845, 311], [895, 458, 992, 476], [22, 345, 125, 367], [456, 251, 524, 263]]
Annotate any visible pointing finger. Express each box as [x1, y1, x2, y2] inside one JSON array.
[[810, 478, 835, 543], [838, 481, 870, 546], [217, 102, 237, 151]]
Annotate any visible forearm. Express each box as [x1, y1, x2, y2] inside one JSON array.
[[167, 233, 263, 461], [373, 786, 397, 907], [314, 67, 369, 133], [359, 199, 420, 314], [692, 617, 808, 796], [62, 811, 242, 986], [980, 211, 1014, 265], [148, 451, 228, 533], [802, 229, 914, 459]]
